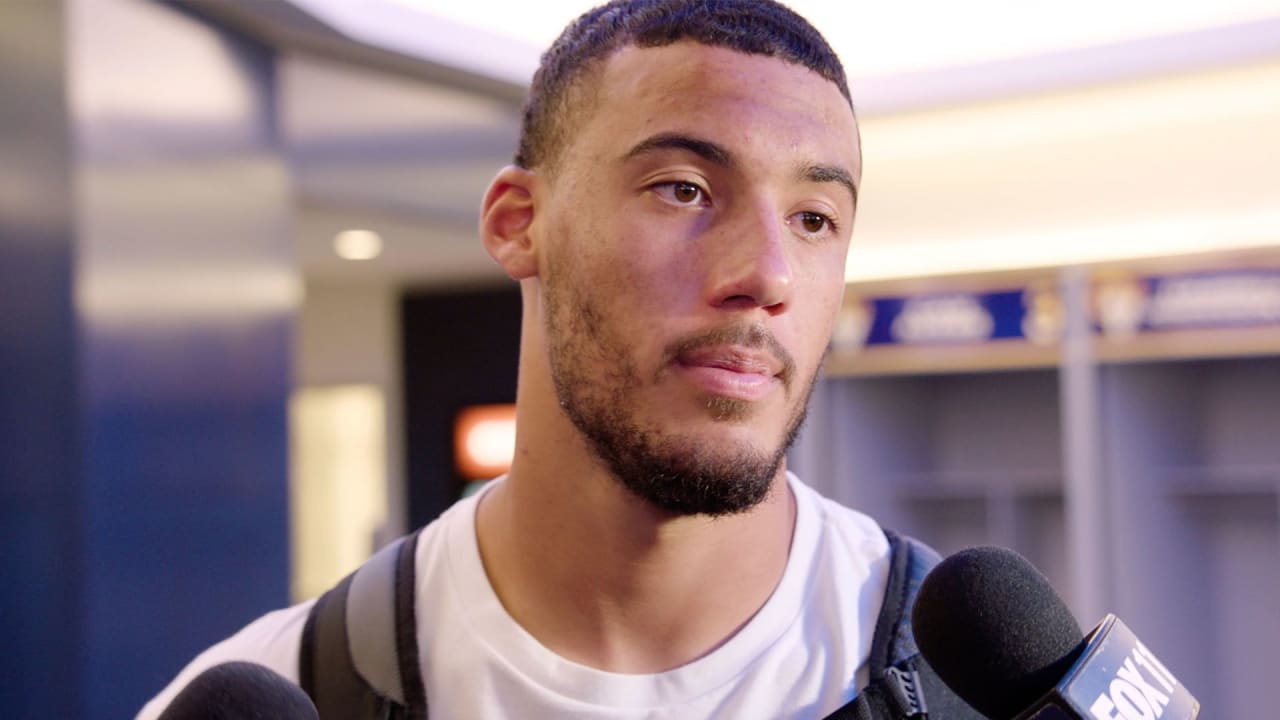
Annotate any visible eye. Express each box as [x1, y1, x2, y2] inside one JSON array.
[[799, 212, 827, 233], [652, 181, 709, 207], [790, 210, 837, 238]]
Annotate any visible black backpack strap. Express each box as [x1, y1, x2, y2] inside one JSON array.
[[825, 529, 933, 719], [299, 529, 427, 720], [824, 529, 982, 719], [823, 659, 929, 720], [390, 528, 428, 717], [870, 529, 939, 676]]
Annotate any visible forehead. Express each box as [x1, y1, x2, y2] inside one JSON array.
[[568, 42, 861, 180]]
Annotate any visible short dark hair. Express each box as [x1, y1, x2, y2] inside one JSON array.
[[515, 0, 852, 171]]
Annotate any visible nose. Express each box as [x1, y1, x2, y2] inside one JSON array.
[[705, 204, 794, 314]]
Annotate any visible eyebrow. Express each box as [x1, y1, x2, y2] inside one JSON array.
[[623, 132, 733, 167], [623, 131, 859, 206], [803, 164, 859, 207]]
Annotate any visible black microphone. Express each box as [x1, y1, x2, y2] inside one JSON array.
[[912, 546, 1199, 720], [157, 661, 319, 720]]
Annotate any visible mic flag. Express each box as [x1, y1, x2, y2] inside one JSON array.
[[1024, 614, 1199, 720], [912, 546, 1199, 720]]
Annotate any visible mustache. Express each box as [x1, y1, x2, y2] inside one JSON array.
[[662, 323, 797, 390]]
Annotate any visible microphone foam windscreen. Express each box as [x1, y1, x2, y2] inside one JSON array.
[[911, 546, 1085, 720], [158, 661, 319, 720]]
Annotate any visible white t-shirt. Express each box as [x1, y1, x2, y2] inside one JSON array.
[[138, 474, 889, 719]]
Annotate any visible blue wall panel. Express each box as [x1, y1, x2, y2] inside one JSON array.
[[80, 322, 293, 715], [1, 1, 295, 716], [0, 2, 82, 716]]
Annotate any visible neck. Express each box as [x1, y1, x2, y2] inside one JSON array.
[[474, 431, 796, 673]]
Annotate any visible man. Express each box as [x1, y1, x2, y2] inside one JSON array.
[[141, 1, 932, 717]]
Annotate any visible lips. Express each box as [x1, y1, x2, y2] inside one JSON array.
[[676, 346, 782, 377], [674, 345, 785, 402], [662, 323, 796, 403]]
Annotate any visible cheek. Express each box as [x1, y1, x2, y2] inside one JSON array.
[[603, 223, 704, 313], [792, 257, 848, 349], [794, 245, 846, 305], [552, 237, 672, 345]]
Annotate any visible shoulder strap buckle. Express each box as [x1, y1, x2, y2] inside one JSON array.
[[884, 665, 928, 718]]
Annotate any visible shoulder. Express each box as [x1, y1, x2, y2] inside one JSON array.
[[135, 599, 315, 720], [135, 493, 478, 720], [789, 473, 890, 558], [786, 473, 892, 619]]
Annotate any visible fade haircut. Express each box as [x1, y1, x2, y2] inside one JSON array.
[[515, 0, 852, 172]]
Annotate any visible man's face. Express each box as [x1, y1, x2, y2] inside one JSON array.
[[534, 42, 861, 516]]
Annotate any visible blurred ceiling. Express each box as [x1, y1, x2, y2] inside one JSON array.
[[217, 0, 1280, 290], [281, 53, 521, 289], [393, 0, 1280, 81]]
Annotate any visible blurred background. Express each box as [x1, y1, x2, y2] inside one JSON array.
[[1, 0, 1277, 716]]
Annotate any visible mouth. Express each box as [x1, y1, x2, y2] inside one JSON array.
[[675, 353, 781, 402], [677, 346, 782, 377], [666, 325, 794, 402]]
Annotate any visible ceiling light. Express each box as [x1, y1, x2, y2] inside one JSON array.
[[333, 229, 383, 260]]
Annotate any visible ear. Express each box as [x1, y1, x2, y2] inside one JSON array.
[[479, 165, 540, 280]]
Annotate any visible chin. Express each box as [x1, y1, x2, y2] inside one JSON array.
[[669, 413, 791, 464], [563, 401, 798, 516], [616, 429, 786, 518]]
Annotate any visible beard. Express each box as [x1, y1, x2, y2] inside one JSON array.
[[543, 266, 816, 518]]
